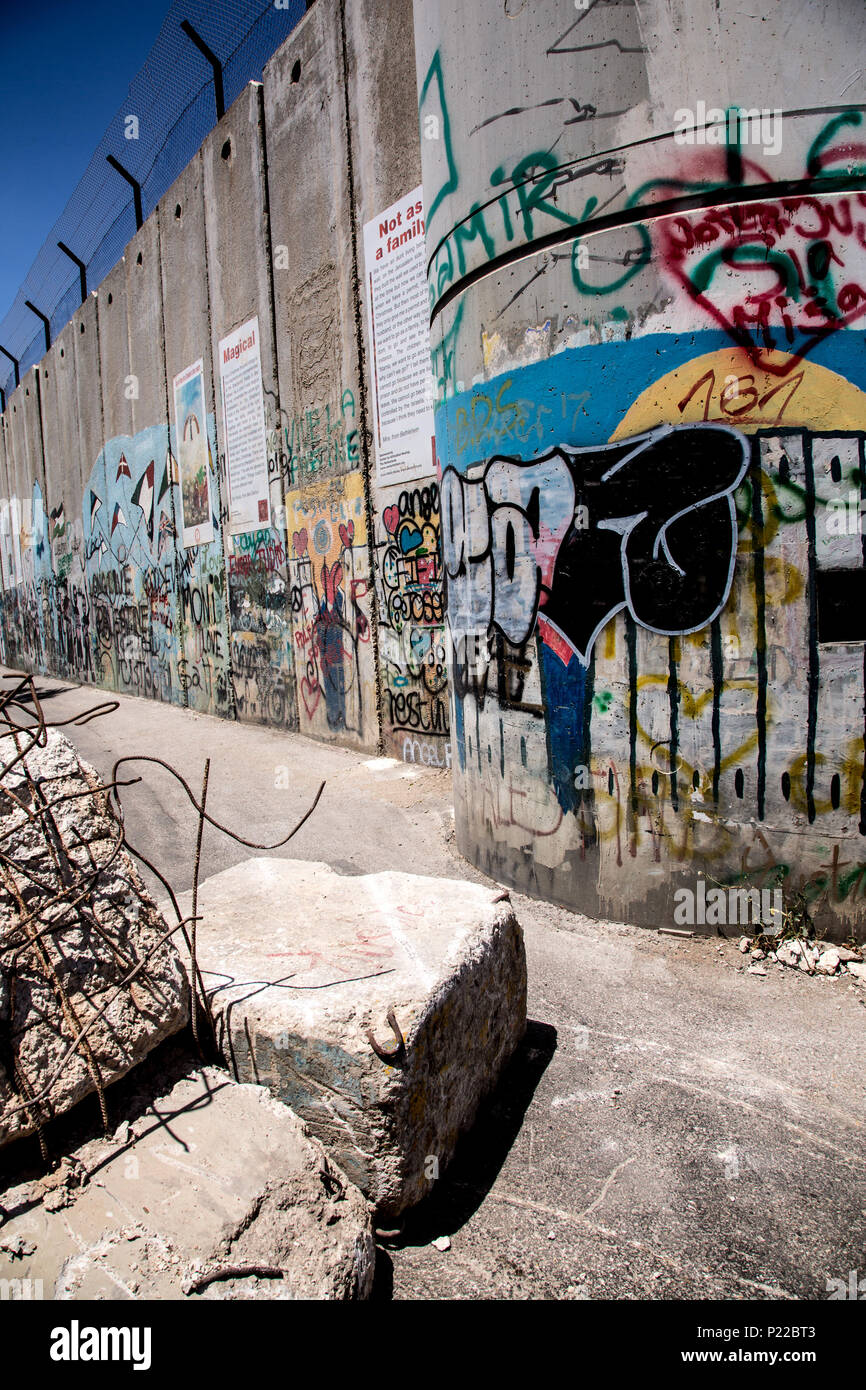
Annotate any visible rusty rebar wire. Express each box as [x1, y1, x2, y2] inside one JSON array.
[[0, 674, 324, 1160], [190, 758, 210, 1056], [109, 754, 325, 850]]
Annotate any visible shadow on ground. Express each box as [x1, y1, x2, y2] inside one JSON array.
[[372, 1019, 557, 1298], [2, 675, 75, 703], [0, 1034, 205, 1210]]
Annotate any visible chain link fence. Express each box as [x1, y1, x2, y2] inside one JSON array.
[[0, 0, 309, 406]]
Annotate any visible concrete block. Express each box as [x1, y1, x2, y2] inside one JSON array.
[[174, 858, 527, 1221], [0, 1061, 375, 1299], [0, 730, 188, 1149], [35, 314, 93, 685]]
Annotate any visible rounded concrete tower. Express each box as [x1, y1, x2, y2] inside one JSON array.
[[414, 0, 866, 937]]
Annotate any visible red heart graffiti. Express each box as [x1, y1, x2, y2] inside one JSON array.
[[654, 151, 866, 375], [339, 520, 354, 550], [300, 675, 321, 719], [293, 528, 308, 557], [383, 505, 399, 535]]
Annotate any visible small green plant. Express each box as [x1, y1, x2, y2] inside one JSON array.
[[774, 888, 816, 942], [752, 883, 826, 951]]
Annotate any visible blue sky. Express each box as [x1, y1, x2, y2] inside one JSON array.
[[0, 0, 170, 319]]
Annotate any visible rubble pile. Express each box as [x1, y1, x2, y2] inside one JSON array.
[[0, 1063, 376, 1300], [0, 727, 188, 1148], [738, 934, 864, 980], [0, 702, 527, 1299]]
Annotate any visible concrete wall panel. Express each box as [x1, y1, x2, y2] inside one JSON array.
[[4, 371, 49, 675], [37, 318, 84, 678], [346, 0, 447, 763], [93, 249, 179, 705], [264, 1, 379, 750], [203, 83, 297, 731], [0, 414, 16, 667], [158, 155, 233, 719]]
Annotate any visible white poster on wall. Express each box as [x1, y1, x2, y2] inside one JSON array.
[[363, 186, 435, 487], [173, 359, 214, 549], [218, 316, 271, 535]]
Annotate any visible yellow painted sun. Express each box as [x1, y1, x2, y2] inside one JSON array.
[[610, 348, 866, 441]]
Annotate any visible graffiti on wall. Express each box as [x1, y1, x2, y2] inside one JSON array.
[[176, 416, 233, 718], [225, 522, 294, 728], [0, 418, 233, 718], [376, 481, 449, 763], [440, 325, 866, 930], [266, 387, 361, 491], [442, 422, 749, 672], [421, 30, 866, 934], [286, 471, 372, 740], [83, 432, 181, 702]]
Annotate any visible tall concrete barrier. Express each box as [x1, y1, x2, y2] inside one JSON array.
[[414, 0, 866, 938], [5, 371, 48, 675], [0, 413, 15, 667], [6, 0, 861, 940], [264, 3, 379, 750], [93, 239, 181, 705], [345, 0, 447, 767], [36, 316, 85, 680], [62, 295, 104, 688]]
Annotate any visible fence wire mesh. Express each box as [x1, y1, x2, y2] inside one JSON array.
[[0, 0, 308, 405]]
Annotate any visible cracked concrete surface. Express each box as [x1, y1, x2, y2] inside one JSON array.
[[2, 668, 864, 1300]]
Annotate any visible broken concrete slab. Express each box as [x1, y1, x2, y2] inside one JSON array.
[[0, 729, 188, 1149], [0, 1059, 375, 1299], [171, 859, 527, 1222]]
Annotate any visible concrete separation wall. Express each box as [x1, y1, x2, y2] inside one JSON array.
[[10, 0, 860, 942], [0, 0, 428, 764]]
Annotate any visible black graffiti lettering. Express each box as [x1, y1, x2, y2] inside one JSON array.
[[442, 422, 749, 666]]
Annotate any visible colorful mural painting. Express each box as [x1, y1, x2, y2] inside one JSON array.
[[0, 414, 233, 720], [286, 471, 376, 746], [376, 481, 449, 763]]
